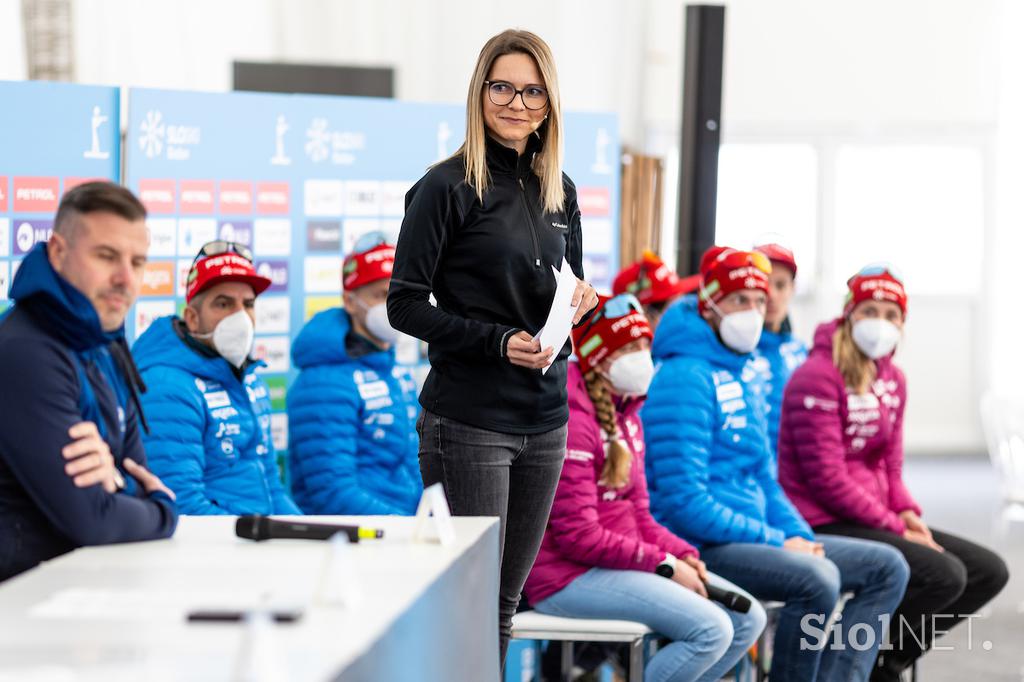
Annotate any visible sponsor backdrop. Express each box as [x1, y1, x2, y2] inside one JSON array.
[[123, 87, 620, 460], [0, 81, 618, 475], [0, 80, 121, 313]]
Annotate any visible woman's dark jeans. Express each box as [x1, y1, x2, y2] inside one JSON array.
[[417, 409, 566, 667]]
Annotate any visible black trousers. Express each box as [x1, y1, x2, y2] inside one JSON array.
[[417, 409, 566, 668], [815, 523, 1009, 680]]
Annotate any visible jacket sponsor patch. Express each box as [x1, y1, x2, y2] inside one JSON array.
[[723, 414, 748, 430], [364, 396, 393, 411], [847, 393, 880, 411], [357, 380, 390, 401], [204, 390, 231, 409], [712, 370, 734, 385], [210, 407, 239, 420], [215, 421, 242, 438], [802, 395, 838, 412], [721, 398, 746, 414], [567, 449, 594, 462], [716, 381, 743, 403]]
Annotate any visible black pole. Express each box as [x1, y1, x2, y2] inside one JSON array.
[[677, 4, 726, 276]]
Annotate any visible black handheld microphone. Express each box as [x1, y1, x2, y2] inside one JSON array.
[[235, 515, 378, 543], [705, 583, 752, 613]]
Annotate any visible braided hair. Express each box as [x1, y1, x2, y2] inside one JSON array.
[[582, 369, 632, 488]]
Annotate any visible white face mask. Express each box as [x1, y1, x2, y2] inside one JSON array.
[[710, 302, 764, 354], [605, 350, 655, 396], [852, 318, 901, 359], [195, 309, 255, 368], [356, 297, 399, 346]]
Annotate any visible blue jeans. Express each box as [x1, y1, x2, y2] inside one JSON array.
[[533, 568, 767, 682], [700, 535, 910, 682]]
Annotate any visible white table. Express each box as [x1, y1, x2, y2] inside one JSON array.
[[0, 515, 500, 682]]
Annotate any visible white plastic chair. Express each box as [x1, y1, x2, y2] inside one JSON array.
[[511, 611, 650, 681], [979, 392, 1024, 535]]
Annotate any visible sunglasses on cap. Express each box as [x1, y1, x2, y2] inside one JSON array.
[[729, 249, 771, 274], [753, 242, 795, 261], [578, 293, 645, 338], [352, 230, 391, 254], [191, 240, 253, 267], [853, 262, 904, 282]]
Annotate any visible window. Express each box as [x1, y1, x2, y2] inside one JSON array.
[[834, 144, 984, 294], [716, 143, 818, 291]]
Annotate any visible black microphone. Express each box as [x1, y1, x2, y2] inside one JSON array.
[[705, 583, 752, 613], [235, 515, 377, 543]]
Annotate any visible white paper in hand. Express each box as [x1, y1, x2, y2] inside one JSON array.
[[532, 257, 579, 375]]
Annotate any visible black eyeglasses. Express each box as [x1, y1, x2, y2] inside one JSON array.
[[192, 240, 253, 267], [484, 80, 549, 110]]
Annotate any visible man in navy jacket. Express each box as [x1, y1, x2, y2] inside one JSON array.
[[0, 182, 178, 582]]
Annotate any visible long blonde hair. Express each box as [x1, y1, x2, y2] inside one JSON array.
[[833, 319, 876, 394], [583, 370, 632, 489], [455, 29, 565, 214]]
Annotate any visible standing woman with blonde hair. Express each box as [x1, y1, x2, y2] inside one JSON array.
[[388, 29, 599, 664]]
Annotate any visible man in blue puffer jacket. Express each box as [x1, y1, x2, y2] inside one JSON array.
[[746, 242, 808, 468], [643, 245, 910, 682], [133, 242, 300, 516], [288, 234, 421, 515], [643, 250, 811, 549], [0, 182, 177, 582]]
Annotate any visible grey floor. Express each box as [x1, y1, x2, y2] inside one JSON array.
[[900, 456, 1024, 681]]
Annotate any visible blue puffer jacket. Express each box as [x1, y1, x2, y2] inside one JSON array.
[[642, 296, 813, 548], [133, 316, 300, 516], [748, 325, 809, 467], [288, 309, 421, 515]]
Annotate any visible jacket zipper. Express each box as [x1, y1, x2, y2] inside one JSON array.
[[239, 381, 273, 509], [518, 176, 543, 268]]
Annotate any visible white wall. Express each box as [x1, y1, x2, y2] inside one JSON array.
[[17, 0, 1017, 454], [72, 0, 279, 92], [990, 0, 1024, 400], [0, 0, 26, 80], [67, 0, 1003, 142], [721, 0, 999, 128]]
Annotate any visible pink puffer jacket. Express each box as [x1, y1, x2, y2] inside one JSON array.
[[524, 362, 698, 606], [777, 319, 921, 535]]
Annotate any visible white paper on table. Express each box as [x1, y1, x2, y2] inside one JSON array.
[[532, 257, 579, 375], [27, 587, 301, 621]]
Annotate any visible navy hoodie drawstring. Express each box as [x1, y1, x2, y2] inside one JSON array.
[[109, 338, 150, 435]]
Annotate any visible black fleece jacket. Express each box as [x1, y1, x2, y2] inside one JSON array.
[[388, 133, 584, 434]]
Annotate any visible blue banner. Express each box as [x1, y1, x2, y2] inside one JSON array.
[[0, 80, 121, 310], [123, 87, 620, 453]]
